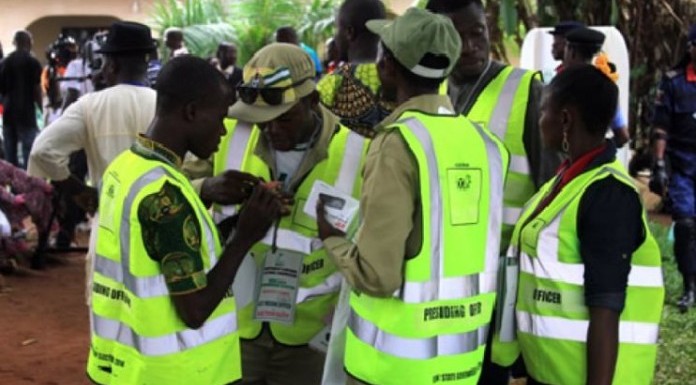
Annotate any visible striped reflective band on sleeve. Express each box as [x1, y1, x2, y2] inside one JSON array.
[[395, 119, 504, 304], [216, 121, 254, 222], [517, 310, 658, 345], [296, 271, 343, 303], [334, 131, 365, 194], [95, 167, 219, 298], [348, 310, 488, 359], [522, 215, 664, 288], [487, 68, 526, 140], [92, 312, 238, 356]]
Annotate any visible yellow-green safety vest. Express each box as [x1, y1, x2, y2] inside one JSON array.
[[453, 66, 539, 366], [511, 159, 664, 385], [88, 150, 241, 385], [344, 112, 510, 385], [213, 118, 368, 345]]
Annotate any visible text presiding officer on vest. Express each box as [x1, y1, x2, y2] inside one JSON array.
[[317, 8, 509, 385], [86, 57, 282, 385], [500, 65, 664, 385]]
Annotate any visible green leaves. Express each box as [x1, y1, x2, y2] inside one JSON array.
[[149, 0, 340, 65], [150, 0, 235, 58], [500, 0, 519, 35]]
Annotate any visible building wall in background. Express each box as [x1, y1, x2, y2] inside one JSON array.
[[1, 0, 154, 64]]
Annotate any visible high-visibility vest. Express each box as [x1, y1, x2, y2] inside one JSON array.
[[213, 118, 368, 345], [344, 112, 510, 385], [88, 150, 241, 385], [512, 159, 664, 385], [455, 65, 538, 366], [465, 66, 538, 252]]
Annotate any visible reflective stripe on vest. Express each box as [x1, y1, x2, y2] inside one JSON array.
[[395, 118, 504, 304], [92, 311, 238, 356], [345, 112, 509, 385], [516, 310, 659, 345], [519, 215, 663, 288], [215, 121, 254, 222], [348, 310, 488, 360]]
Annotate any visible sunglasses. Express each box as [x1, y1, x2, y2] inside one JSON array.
[[237, 77, 311, 106]]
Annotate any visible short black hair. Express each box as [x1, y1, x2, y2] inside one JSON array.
[[339, 0, 386, 36], [275, 26, 299, 44], [155, 56, 230, 114], [382, 44, 447, 91], [548, 64, 618, 136], [425, 0, 483, 13]]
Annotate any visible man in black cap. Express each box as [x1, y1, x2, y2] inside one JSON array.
[[29, 21, 156, 278], [549, 21, 585, 74], [565, 27, 630, 147]]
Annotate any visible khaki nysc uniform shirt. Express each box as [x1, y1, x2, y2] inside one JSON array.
[[322, 94, 456, 385]]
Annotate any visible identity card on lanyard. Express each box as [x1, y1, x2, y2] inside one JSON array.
[[254, 248, 304, 324]]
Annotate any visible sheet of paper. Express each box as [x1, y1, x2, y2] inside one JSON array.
[[303, 181, 359, 232]]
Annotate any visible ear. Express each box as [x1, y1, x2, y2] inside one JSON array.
[[307, 90, 320, 109], [561, 106, 577, 135], [346, 25, 356, 42], [183, 101, 196, 122]]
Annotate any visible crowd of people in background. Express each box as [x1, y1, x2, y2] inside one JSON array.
[[0, 0, 694, 383]]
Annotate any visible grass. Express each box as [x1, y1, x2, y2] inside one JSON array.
[[651, 221, 696, 384]]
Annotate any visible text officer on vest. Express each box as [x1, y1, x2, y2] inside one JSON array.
[[317, 8, 509, 385], [87, 57, 282, 385], [189, 43, 368, 385]]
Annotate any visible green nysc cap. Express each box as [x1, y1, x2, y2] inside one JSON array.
[[366, 7, 461, 79]]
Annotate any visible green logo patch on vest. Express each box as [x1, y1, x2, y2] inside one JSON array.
[[447, 168, 482, 225]]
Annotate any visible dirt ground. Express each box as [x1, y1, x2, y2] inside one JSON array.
[[0, 253, 91, 385]]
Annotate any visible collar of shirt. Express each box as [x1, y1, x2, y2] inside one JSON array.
[[557, 143, 608, 187], [378, 94, 455, 129], [254, 105, 340, 189], [132, 135, 183, 169], [687, 63, 696, 83]]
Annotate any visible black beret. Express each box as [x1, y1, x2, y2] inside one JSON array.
[[548, 21, 586, 37], [566, 27, 606, 48]]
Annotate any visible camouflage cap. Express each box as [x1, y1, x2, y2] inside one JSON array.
[[228, 43, 316, 123]]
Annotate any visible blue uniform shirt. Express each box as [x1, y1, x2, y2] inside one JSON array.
[[653, 63, 696, 152]]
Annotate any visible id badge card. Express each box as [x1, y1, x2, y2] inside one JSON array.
[[253, 249, 304, 324]]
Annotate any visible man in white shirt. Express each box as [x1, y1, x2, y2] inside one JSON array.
[[28, 21, 157, 288]]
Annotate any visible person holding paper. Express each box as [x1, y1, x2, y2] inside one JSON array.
[[316, 8, 509, 385], [190, 43, 369, 385]]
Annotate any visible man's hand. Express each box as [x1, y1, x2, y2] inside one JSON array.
[[232, 185, 282, 247], [316, 197, 346, 241], [201, 170, 261, 205], [649, 159, 669, 196]]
